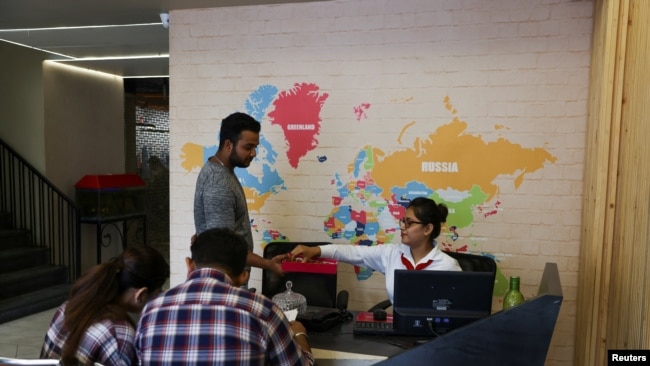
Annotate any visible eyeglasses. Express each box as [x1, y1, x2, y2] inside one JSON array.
[[399, 218, 424, 229]]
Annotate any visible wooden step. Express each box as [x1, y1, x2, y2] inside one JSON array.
[[0, 212, 12, 230], [0, 229, 31, 249], [0, 246, 49, 274], [0, 284, 70, 324], [0, 265, 68, 299]]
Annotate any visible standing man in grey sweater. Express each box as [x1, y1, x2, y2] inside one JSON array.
[[193, 112, 282, 283]]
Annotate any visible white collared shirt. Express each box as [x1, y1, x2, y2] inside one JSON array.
[[319, 242, 461, 303]]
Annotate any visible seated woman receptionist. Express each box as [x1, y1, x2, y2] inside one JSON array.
[[289, 197, 461, 304]]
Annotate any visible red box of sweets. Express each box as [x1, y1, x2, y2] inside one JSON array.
[[281, 258, 338, 275]]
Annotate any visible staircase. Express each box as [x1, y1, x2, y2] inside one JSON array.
[[0, 212, 70, 323], [0, 138, 80, 324]]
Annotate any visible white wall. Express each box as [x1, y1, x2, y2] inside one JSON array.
[[169, 1, 593, 364], [0, 44, 127, 271], [43, 62, 126, 270], [0, 41, 48, 172], [43, 62, 125, 198]]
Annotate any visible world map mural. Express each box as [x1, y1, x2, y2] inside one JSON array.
[[180, 82, 557, 295]]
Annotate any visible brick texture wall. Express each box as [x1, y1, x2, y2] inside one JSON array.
[[168, 0, 593, 364]]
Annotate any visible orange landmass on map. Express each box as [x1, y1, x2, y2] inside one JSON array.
[[179, 142, 205, 172], [244, 187, 272, 213], [370, 117, 557, 202]]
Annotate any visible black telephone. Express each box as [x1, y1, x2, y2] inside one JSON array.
[[296, 308, 343, 332], [296, 290, 351, 332]]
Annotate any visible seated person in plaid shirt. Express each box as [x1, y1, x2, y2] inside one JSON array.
[[135, 227, 314, 366], [40, 246, 170, 365]]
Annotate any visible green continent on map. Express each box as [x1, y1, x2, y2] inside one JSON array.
[[431, 185, 488, 229]]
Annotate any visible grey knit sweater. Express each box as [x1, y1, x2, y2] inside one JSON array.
[[193, 159, 253, 252]]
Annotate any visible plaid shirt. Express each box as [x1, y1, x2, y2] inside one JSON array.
[[40, 302, 137, 365], [135, 268, 314, 366]]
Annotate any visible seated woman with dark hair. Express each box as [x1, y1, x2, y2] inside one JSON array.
[[290, 197, 461, 304], [40, 246, 169, 366]]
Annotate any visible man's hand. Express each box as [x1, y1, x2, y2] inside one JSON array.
[[289, 321, 311, 352], [246, 252, 284, 276], [289, 320, 308, 335], [267, 255, 284, 277], [269, 253, 289, 277], [271, 253, 289, 264]]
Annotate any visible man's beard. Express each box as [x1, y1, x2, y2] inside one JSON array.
[[229, 148, 250, 168]]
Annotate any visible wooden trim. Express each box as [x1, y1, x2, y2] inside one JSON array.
[[577, 0, 650, 363], [577, 0, 627, 364]]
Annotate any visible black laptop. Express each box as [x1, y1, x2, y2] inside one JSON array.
[[353, 269, 494, 337]]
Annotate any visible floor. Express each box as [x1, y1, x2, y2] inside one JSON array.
[[0, 307, 56, 359]]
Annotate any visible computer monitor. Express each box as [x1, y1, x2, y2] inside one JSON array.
[[374, 263, 563, 366], [392, 269, 495, 336]]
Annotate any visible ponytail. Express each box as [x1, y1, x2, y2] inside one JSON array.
[[61, 246, 169, 364], [61, 258, 126, 364]]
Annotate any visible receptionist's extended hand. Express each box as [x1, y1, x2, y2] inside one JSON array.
[[289, 245, 321, 262]]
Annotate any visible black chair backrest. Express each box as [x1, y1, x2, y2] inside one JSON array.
[[262, 241, 336, 308], [445, 251, 497, 273]]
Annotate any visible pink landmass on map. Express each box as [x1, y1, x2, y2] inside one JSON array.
[[268, 83, 329, 168]]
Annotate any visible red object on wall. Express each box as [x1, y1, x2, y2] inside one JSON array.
[[75, 174, 146, 189], [75, 174, 147, 221]]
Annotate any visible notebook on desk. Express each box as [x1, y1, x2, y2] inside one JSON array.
[[353, 269, 494, 337]]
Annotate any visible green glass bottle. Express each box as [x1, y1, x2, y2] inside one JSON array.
[[502, 276, 525, 310]]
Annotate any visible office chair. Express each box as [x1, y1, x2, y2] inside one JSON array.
[[367, 251, 497, 311], [261, 241, 341, 308], [446, 251, 498, 273]]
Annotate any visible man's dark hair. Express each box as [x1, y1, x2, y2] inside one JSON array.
[[218, 112, 261, 149], [191, 228, 248, 275]]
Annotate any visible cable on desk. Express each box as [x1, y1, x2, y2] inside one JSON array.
[[426, 319, 442, 338]]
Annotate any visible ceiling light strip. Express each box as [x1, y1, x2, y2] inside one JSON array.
[[60, 55, 170, 62], [44, 60, 170, 79], [0, 23, 162, 32], [1, 38, 168, 62], [0, 38, 73, 59]]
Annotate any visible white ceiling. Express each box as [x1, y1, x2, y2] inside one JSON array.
[[0, 0, 325, 78]]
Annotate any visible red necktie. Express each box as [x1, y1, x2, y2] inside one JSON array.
[[401, 253, 433, 270]]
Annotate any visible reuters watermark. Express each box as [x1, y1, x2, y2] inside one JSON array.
[[609, 350, 650, 365]]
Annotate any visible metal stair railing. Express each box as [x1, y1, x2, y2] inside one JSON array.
[[0, 137, 81, 281]]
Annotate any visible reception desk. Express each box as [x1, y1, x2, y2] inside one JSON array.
[[309, 263, 563, 366], [309, 314, 424, 366]]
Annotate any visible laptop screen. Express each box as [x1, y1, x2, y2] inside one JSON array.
[[392, 269, 495, 336]]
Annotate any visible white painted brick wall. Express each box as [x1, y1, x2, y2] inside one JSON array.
[[168, 0, 593, 364]]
